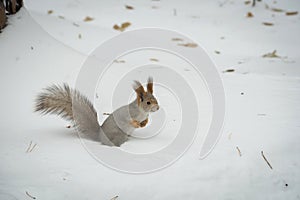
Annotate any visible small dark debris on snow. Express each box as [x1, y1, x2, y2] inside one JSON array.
[[58, 15, 65, 19], [114, 59, 126, 63], [285, 183, 288, 187], [66, 125, 71, 128], [125, 5, 134, 10], [78, 33, 82, 39], [150, 58, 159, 62], [25, 191, 36, 199], [215, 50, 221, 54], [30, 46, 34, 50], [178, 43, 198, 48], [47, 10, 53, 14], [270, 7, 284, 12], [84, 16, 94, 22], [223, 69, 235, 73], [236, 146, 242, 157], [73, 22, 80, 27], [286, 11, 298, 16], [241, 92, 244, 95], [262, 22, 274, 26], [111, 196, 119, 200], [26, 141, 37, 153], [244, 1, 251, 5], [261, 151, 273, 170], [103, 113, 110, 116], [172, 38, 183, 41]]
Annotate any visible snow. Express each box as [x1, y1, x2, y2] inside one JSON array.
[[0, 0, 300, 199]]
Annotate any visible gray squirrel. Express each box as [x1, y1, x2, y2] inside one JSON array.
[[35, 77, 159, 146]]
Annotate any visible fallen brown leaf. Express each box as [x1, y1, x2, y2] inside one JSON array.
[[84, 16, 94, 22], [113, 22, 131, 31], [262, 22, 274, 26], [246, 12, 254, 17], [178, 43, 198, 48], [286, 11, 298, 16], [125, 5, 134, 10]]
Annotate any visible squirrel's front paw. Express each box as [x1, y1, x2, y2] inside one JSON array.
[[130, 120, 140, 128], [139, 118, 148, 127]]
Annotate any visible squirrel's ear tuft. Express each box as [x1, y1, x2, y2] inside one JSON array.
[[133, 80, 145, 105], [147, 76, 153, 94]]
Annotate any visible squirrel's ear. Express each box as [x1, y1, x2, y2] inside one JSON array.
[[133, 80, 146, 104], [147, 76, 153, 94]]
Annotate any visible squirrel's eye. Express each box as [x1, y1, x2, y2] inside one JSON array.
[[147, 101, 151, 105]]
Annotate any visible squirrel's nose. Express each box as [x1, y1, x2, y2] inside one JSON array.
[[152, 105, 159, 112]]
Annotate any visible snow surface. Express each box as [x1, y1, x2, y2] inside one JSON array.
[[0, 0, 300, 199]]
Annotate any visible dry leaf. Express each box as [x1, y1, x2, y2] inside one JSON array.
[[262, 22, 274, 26], [113, 22, 131, 31], [47, 10, 53, 14], [286, 11, 298, 16], [125, 5, 134, 10], [84, 16, 94, 22], [150, 58, 159, 62], [246, 12, 254, 17], [271, 7, 284, 12], [223, 69, 235, 73], [178, 43, 198, 48], [262, 50, 280, 58]]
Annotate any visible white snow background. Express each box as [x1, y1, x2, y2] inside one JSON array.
[[0, 0, 300, 199]]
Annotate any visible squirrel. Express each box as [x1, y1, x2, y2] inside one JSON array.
[[34, 77, 159, 147]]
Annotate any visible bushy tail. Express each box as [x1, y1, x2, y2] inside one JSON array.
[[35, 84, 100, 140]]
